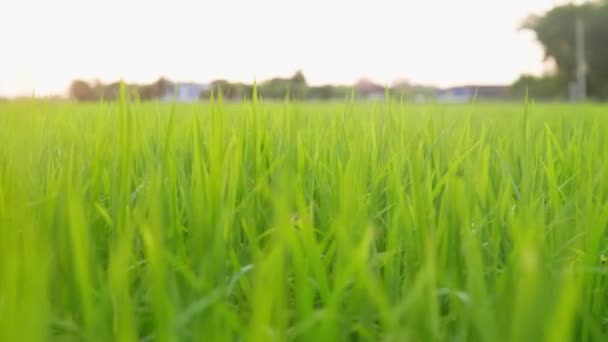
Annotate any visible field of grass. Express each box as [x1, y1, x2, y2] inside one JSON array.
[[1, 90, 608, 341]]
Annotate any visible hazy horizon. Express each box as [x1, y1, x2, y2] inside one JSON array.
[[1, 0, 570, 97]]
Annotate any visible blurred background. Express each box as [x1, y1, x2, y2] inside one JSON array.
[[1, 0, 606, 102]]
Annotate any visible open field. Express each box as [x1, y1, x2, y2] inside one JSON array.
[[1, 92, 608, 341]]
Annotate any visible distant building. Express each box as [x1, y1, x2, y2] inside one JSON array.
[[354, 78, 385, 100], [437, 85, 510, 103], [161, 82, 210, 102]]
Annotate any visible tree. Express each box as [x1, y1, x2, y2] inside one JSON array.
[[291, 70, 307, 86], [308, 85, 335, 100], [258, 71, 310, 100], [289, 70, 308, 100], [205, 80, 239, 100], [139, 77, 172, 100], [69, 80, 96, 101], [523, 2, 608, 99], [511, 74, 566, 101]]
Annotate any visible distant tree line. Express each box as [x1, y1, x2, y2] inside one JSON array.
[[203, 71, 354, 101], [69, 71, 437, 102], [69, 78, 172, 102], [204, 72, 437, 101], [512, 1, 608, 100]]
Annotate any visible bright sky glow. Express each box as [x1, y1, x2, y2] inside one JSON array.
[[0, 0, 562, 96]]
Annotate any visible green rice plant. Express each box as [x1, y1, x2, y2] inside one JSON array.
[[0, 89, 608, 341]]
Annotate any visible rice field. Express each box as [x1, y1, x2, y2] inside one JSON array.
[[1, 89, 608, 341]]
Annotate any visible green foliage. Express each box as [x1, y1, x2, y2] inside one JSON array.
[[524, 2, 608, 99], [139, 78, 172, 100], [259, 71, 309, 100], [511, 74, 567, 100], [307, 85, 353, 101], [202, 81, 255, 101], [1, 96, 608, 341], [69, 78, 175, 102]]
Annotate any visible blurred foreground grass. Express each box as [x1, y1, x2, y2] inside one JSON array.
[[1, 93, 608, 341]]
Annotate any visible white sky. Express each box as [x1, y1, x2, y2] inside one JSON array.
[[0, 0, 563, 96]]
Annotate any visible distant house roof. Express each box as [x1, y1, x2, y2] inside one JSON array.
[[354, 79, 384, 94]]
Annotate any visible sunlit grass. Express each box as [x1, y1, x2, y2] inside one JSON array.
[[1, 90, 607, 341]]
